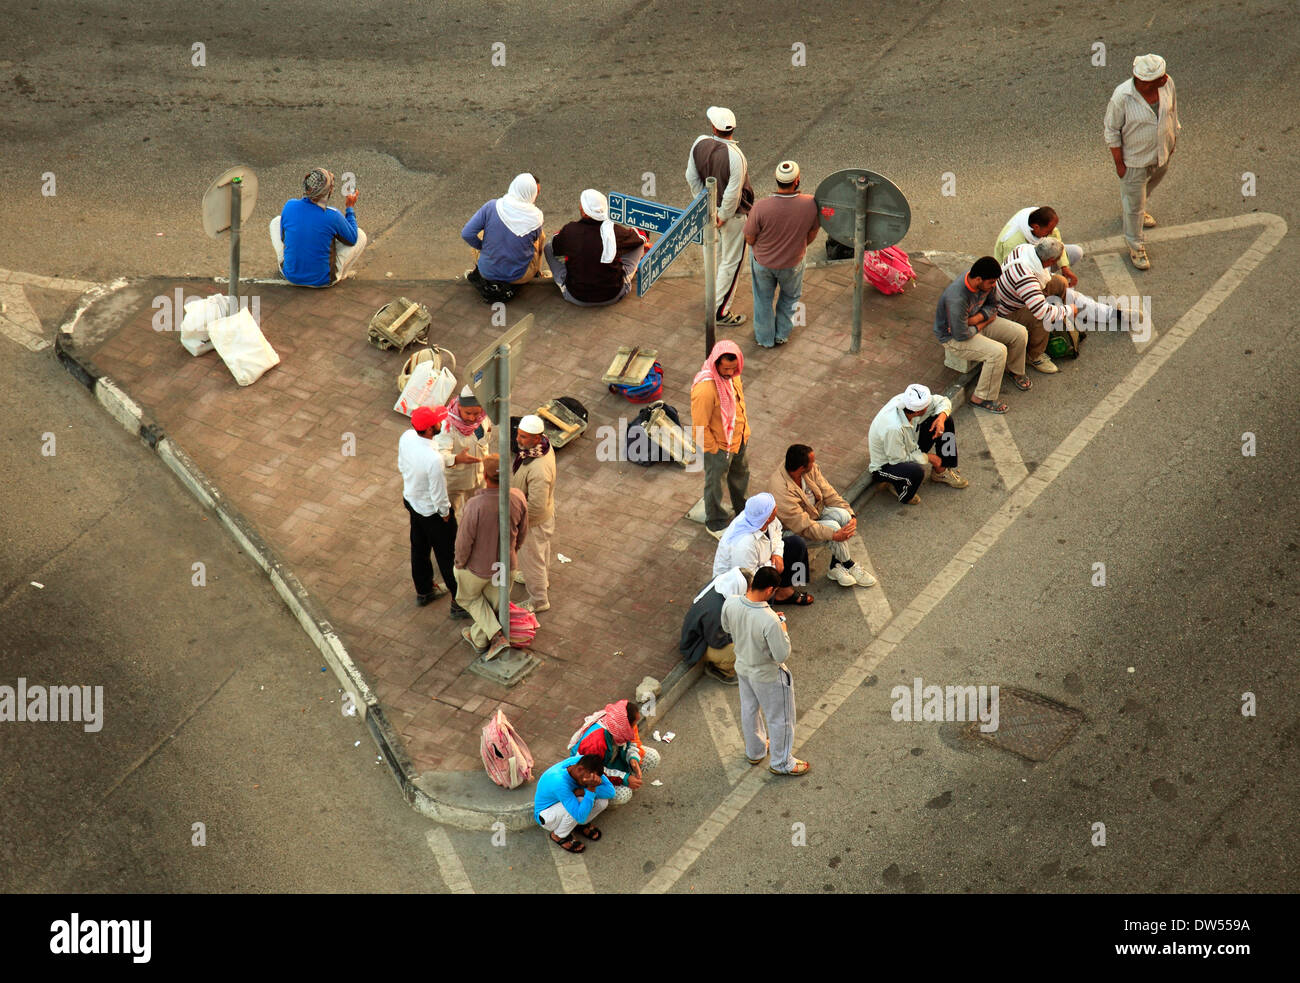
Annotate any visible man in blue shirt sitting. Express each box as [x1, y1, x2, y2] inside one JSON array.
[[270, 167, 368, 287], [533, 753, 616, 853]]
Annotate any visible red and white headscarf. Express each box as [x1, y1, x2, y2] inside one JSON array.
[[693, 340, 745, 447]]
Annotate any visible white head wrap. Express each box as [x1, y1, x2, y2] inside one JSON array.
[[719, 493, 777, 552], [494, 173, 544, 237], [1132, 54, 1167, 81], [694, 567, 749, 604], [902, 383, 931, 412], [580, 189, 618, 264]]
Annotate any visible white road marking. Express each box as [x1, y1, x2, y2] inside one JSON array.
[[552, 843, 596, 893], [424, 828, 475, 895], [1093, 252, 1157, 353], [972, 411, 1029, 490], [0, 268, 98, 352], [642, 212, 1287, 894], [695, 685, 750, 786], [846, 535, 893, 634]]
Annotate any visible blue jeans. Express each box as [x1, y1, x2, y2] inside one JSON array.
[[751, 258, 805, 347]]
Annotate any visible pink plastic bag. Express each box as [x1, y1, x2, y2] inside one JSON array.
[[507, 603, 539, 646], [862, 246, 916, 295], [480, 707, 535, 789]]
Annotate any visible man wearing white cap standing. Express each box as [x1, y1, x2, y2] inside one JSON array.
[[436, 385, 493, 513], [1104, 54, 1181, 270], [545, 190, 649, 307], [867, 384, 968, 506], [743, 160, 821, 348], [686, 106, 755, 326], [512, 415, 557, 613]]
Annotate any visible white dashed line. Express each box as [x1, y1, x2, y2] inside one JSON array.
[[552, 844, 596, 893], [696, 685, 750, 786], [1093, 252, 1158, 353], [424, 828, 475, 895], [972, 411, 1029, 490]]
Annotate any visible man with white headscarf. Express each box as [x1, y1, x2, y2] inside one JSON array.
[[545, 190, 648, 306], [461, 173, 548, 299], [712, 493, 813, 606], [270, 166, 368, 287], [868, 384, 968, 506], [1104, 54, 1181, 270], [679, 567, 752, 684]]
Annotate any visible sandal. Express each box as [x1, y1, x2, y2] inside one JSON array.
[[550, 833, 585, 853], [576, 823, 602, 842], [771, 758, 811, 776], [1007, 373, 1032, 391], [771, 591, 814, 606], [969, 397, 1009, 414]]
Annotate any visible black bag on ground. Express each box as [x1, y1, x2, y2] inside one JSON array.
[[825, 237, 854, 261], [467, 268, 519, 304], [625, 401, 682, 467]]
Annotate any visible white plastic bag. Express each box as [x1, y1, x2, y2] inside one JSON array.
[[208, 308, 280, 386], [394, 360, 456, 416], [179, 295, 227, 357]]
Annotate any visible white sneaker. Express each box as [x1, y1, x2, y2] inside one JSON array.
[[828, 565, 857, 587], [521, 599, 550, 613], [852, 565, 877, 587], [1029, 354, 1059, 374], [513, 570, 526, 585]]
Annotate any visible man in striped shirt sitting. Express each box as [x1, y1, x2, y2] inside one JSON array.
[[995, 239, 1127, 373]]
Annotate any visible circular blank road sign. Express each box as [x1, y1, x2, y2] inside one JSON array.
[[814, 168, 910, 250], [202, 166, 259, 239]]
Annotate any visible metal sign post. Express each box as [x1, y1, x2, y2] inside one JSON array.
[[495, 341, 512, 647], [851, 176, 868, 354], [813, 168, 912, 354], [228, 177, 242, 315], [703, 176, 718, 356]]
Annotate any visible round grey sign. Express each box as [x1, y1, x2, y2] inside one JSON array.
[[814, 168, 910, 250]]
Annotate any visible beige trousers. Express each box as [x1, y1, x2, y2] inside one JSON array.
[[943, 317, 1028, 401], [454, 567, 503, 648], [705, 643, 736, 673], [1005, 275, 1068, 361], [519, 512, 554, 606]]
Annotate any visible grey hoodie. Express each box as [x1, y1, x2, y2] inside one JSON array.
[[720, 596, 791, 684]]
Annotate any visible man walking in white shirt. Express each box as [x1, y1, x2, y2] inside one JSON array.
[[1104, 53, 1181, 270], [398, 405, 468, 618]]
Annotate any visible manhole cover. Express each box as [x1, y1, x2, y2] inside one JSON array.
[[966, 688, 1083, 761]]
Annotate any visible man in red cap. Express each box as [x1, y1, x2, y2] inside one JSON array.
[[399, 405, 467, 616]]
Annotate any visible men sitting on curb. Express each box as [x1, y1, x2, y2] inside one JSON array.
[[545, 190, 648, 307], [453, 455, 528, 661], [868, 383, 968, 505], [533, 753, 615, 854], [993, 205, 1082, 287], [933, 256, 1031, 415], [271, 167, 367, 287], [722, 566, 809, 776], [996, 239, 1128, 373], [566, 699, 660, 805], [679, 567, 752, 684], [713, 493, 813, 606], [461, 173, 548, 302], [770, 444, 876, 588]]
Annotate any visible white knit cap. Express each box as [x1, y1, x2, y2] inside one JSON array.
[[706, 106, 736, 131], [902, 383, 931, 412], [775, 160, 800, 183], [1132, 54, 1167, 81], [518, 414, 545, 435]]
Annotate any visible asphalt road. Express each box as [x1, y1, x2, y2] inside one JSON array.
[[1, 0, 1296, 896]]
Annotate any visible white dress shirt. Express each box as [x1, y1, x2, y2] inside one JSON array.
[[398, 429, 450, 517]]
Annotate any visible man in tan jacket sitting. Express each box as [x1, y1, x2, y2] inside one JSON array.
[[512, 415, 557, 613], [770, 444, 876, 588]]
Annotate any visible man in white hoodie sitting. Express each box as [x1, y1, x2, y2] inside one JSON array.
[[868, 383, 969, 506]]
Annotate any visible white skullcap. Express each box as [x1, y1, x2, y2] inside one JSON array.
[[460, 384, 475, 398], [775, 160, 800, 183], [1132, 54, 1167, 81], [902, 383, 931, 412], [706, 106, 736, 131], [518, 414, 545, 435]]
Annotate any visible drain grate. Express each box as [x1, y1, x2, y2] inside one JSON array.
[[967, 688, 1084, 761]]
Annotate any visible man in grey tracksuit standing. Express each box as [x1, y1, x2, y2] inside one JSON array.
[[720, 566, 811, 776]]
